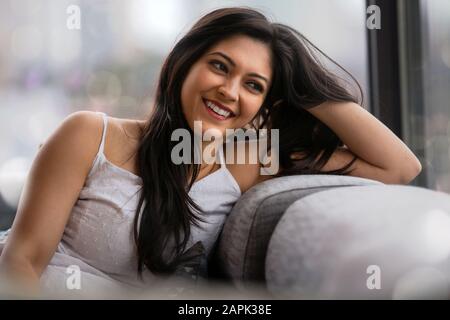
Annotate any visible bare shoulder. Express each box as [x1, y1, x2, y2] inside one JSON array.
[[224, 140, 275, 193], [34, 110, 111, 181], [101, 115, 144, 173], [61, 110, 103, 135], [0, 111, 106, 275], [60, 112, 144, 175], [105, 116, 144, 143], [49, 111, 104, 166], [46, 110, 144, 175]]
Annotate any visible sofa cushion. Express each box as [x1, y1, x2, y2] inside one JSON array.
[[266, 185, 450, 299], [215, 174, 382, 288]]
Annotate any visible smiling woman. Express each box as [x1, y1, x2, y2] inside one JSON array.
[[181, 35, 272, 135], [0, 7, 421, 297]]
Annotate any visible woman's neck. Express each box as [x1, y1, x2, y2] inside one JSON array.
[[199, 140, 221, 169]]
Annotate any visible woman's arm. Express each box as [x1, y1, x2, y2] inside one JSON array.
[[0, 111, 103, 293], [306, 101, 422, 184]]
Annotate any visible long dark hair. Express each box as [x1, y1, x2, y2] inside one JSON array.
[[134, 7, 361, 276]]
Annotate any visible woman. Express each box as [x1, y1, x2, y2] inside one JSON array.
[[0, 7, 421, 297]]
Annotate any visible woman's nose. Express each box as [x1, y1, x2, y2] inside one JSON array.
[[218, 79, 239, 102]]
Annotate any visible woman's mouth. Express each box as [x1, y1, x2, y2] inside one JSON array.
[[202, 98, 236, 121]]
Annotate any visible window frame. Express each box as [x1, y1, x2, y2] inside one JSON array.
[[366, 0, 426, 187]]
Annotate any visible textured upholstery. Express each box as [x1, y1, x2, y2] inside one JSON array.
[[213, 174, 382, 288], [266, 185, 450, 299]]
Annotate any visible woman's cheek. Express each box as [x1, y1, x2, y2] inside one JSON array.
[[245, 100, 264, 120], [235, 106, 259, 127], [203, 73, 224, 88]]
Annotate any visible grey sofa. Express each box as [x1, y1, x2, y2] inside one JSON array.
[[210, 174, 450, 299]]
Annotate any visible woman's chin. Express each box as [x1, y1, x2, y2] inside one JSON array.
[[190, 118, 224, 133]]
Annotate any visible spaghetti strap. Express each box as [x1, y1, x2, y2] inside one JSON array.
[[97, 112, 108, 154]]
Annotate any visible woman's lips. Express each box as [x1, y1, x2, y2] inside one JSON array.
[[202, 98, 235, 121]]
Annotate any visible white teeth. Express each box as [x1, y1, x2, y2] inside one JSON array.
[[206, 100, 231, 118]]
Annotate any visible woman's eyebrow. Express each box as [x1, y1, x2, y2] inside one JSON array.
[[207, 51, 269, 84]]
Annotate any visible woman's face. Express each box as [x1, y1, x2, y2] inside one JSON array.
[[181, 35, 272, 137]]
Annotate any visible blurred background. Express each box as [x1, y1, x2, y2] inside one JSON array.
[[0, 0, 448, 229]]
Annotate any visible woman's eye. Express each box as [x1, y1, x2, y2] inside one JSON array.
[[247, 81, 264, 93], [210, 60, 227, 72], [209, 60, 264, 93]]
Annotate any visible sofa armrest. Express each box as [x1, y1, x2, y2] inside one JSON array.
[[266, 185, 450, 299], [213, 174, 382, 288]]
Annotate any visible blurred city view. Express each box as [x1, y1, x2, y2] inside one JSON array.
[[0, 0, 448, 229]]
